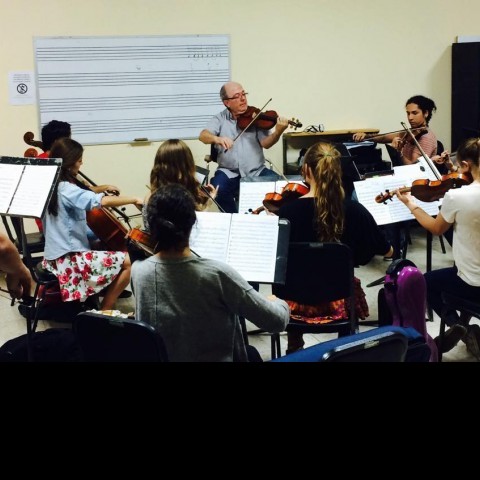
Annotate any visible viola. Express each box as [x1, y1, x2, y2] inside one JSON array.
[[126, 227, 156, 257], [237, 106, 302, 131], [251, 182, 309, 215], [375, 172, 473, 204]]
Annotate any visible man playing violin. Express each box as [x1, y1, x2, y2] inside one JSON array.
[[199, 81, 289, 213], [353, 95, 438, 165]]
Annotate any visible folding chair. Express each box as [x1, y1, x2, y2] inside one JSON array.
[[271, 242, 358, 359]]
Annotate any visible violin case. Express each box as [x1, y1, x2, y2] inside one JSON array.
[[270, 325, 428, 362], [379, 259, 437, 362]]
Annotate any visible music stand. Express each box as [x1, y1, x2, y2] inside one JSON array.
[[0, 156, 62, 360]]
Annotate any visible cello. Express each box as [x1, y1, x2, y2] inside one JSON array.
[[24, 130, 137, 250]]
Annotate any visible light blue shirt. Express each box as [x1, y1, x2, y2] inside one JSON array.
[[42, 182, 104, 260], [205, 108, 271, 177]]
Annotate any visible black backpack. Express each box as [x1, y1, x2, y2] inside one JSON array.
[[0, 328, 80, 362]]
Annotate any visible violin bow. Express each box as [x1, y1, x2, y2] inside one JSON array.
[[400, 122, 441, 180], [200, 185, 226, 213], [225, 98, 273, 152]]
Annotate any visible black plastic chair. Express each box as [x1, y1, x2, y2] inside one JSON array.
[[437, 292, 480, 362], [271, 242, 357, 359], [74, 312, 168, 362]]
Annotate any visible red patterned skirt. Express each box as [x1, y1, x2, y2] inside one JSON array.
[[42, 250, 126, 302], [286, 277, 369, 324]]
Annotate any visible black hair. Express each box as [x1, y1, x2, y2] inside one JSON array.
[[405, 95, 437, 125], [41, 120, 72, 151], [147, 184, 197, 251]]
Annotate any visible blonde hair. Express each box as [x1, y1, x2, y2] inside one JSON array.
[[303, 142, 344, 241], [150, 139, 207, 207]]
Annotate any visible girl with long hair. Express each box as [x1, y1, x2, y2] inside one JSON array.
[[42, 137, 143, 310], [278, 142, 393, 353]]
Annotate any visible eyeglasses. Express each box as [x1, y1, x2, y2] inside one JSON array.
[[225, 91, 248, 101]]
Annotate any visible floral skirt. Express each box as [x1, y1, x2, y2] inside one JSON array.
[[286, 277, 369, 324], [42, 251, 126, 303]]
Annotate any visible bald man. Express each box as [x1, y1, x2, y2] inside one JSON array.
[[199, 82, 289, 213]]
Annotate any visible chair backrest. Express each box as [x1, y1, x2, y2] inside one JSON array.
[[274, 242, 354, 304], [74, 312, 168, 362]]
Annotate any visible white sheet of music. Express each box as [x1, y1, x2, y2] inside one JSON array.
[[8, 164, 59, 217], [354, 163, 441, 225], [238, 181, 276, 214], [189, 212, 280, 283], [226, 214, 278, 283], [0, 164, 23, 214], [190, 212, 230, 263]]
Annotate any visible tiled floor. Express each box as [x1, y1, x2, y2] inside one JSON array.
[[0, 223, 478, 361]]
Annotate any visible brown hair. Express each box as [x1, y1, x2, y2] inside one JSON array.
[[149, 139, 207, 207], [48, 137, 84, 216], [457, 137, 480, 168], [303, 142, 344, 241]]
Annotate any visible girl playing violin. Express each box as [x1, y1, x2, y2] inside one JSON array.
[[42, 138, 143, 310], [396, 137, 480, 355], [354, 95, 438, 165], [143, 139, 218, 230], [277, 142, 393, 353]]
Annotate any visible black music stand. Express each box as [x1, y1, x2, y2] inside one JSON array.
[[0, 156, 62, 361]]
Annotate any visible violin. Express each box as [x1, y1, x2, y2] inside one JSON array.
[[237, 106, 302, 131], [356, 126, 427, 143], [375, 172, 473, 204], [226, 98, 301, 153], [251, 182, 309, 215]]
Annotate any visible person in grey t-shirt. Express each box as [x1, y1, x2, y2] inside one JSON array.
[[199, 81, 289, 213], [130, 183, 289, 362]]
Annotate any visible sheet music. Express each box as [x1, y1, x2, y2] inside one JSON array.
[[0, 157, 61, 218], [227, 215, 278, 283], [238, 181, 276, 214], [8, 164, 59, 217], [190, 212, 230, 262], [354, 169, 441, 225], [189, 212, 281, 283], [0, 164, 23, 213]]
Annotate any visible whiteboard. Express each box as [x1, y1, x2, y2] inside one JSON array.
[[34, 35, 230, 145]]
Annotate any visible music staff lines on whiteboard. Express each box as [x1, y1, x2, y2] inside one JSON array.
[[36, 44, 229, 61], [37, 70, 229, 88], [41, 93, 220, 112]]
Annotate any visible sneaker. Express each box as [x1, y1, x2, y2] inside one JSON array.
[[462, 324, 480, 361], [435, 324, 468, 353]]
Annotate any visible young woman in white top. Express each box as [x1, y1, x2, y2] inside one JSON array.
[[396, 137, 480, 343]]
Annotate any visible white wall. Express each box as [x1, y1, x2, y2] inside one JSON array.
[[1, 0, 480, 232]]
